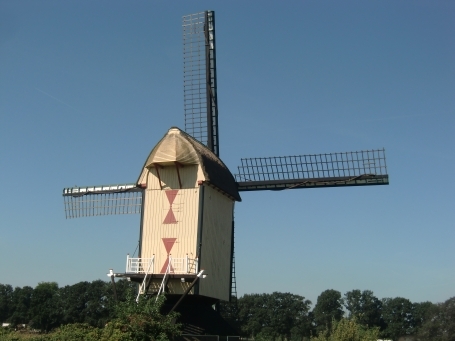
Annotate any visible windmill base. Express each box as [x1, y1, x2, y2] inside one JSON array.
[[161, 294, 240, 337], [113, 274, 239, 337]]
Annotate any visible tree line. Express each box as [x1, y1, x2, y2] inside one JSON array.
[[1, 281, 454, 341], [0, 282, 179, 341], [0, 280, 136, 332], [221, 289, 454, 341]]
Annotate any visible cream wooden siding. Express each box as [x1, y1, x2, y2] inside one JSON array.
[[140, 163, 201, 275], [198, 185, 234, 301]]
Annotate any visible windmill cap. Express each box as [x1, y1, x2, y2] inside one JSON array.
[[137, 127, 241, 201]]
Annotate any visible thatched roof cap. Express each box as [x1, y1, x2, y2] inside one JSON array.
[[138, 127, 241, 201]]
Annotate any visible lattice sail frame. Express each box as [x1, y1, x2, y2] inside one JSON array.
[[183, 11, 219, 156], [235, 149, 388, 191], [63, 184, 143, 219]]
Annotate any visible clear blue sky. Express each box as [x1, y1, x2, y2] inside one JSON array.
[[1, 1, 454, 307]]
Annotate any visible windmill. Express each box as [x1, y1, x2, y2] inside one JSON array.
[[62, 10, 388, 329]]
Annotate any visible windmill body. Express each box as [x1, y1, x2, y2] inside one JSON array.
[[133, 127, 240, 301]]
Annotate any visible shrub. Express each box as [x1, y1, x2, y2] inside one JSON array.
[[311, 318, 379, 341]]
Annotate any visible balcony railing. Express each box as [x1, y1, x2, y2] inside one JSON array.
[[126, 255, 155, 274], [126, 255, 198, 274]]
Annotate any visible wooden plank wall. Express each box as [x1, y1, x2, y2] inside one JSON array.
[[198, 185, 234, 301], [140, 164, 201, 274]]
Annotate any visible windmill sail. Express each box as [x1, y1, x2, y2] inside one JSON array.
[[183, 11, 219, 156], [63, 183, 143, 219], [235, 149, 388, 191]]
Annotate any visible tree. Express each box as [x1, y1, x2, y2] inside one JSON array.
[[380, 297, 415, 340], [59, 281, 92, 326], [238, 292, 313, 340], [344, 290, 382, 328], [104, 278, 137, 321], [219, 296, 241, 332], [83, 280, 111, 327], [238, 294, 268, 337], [311, 318, 379, 341], [29, 282, 62, 332], [61, 280, 111, 326], [416, 296, 455, 341], [58, 279, 136, 327], [412, 301, 434, 332], [268, 292, 312, 340], [0, 284, 13, 323], [313, 289, 344, 333], [9, 286, 33, 326]]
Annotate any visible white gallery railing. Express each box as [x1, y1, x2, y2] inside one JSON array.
[[126, 255, 155, 274], [126, 254, 198, 274]]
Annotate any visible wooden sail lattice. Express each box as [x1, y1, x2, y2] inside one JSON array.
[[235, 149, 388, 191], [183, 11, 219, 156], [63, 184, 142, 219]]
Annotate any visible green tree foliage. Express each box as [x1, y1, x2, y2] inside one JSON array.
[[219, 296, 240, 331], [58, 280, 115, 327], [0, 287, 180, 341], [313, 289, 344, 333], [343, 290, 382, 329], [29, 282, 61, 332], [0, 285, 13, 323], [380, 297, 415, 340], [416, 296, 455, 341], [2, 280, 454, 341], [238, 292, 313, 340], [36, 293, 181, 341], [0, 326, 14, 340], [59, 281, 92, 326], [102, 289, 181, 341], [46, 323, 103, 341], [412, 301, 435, 332], [1, 279, 136, 330], [112, 278, 138, 302], [9, 286, 33, 326], [311, 318, 379, 341]]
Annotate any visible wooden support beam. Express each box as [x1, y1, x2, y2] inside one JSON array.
[[153, 163, 163, 190], [174, 162, 184, 189]]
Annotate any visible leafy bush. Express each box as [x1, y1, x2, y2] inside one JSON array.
[[103, 291, 181, 341], [311, 318, 379, 341]]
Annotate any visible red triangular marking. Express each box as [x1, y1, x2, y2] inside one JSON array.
[[160, 238, 177, 273], [162, 238, 177, 253], [160, 257, 175, 273], [165, 190, 179, 205], [163, 208, 177, 224]]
